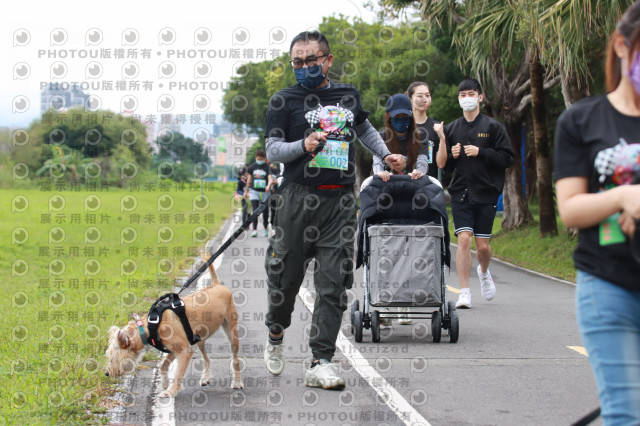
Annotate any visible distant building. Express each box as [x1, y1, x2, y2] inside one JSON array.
[[144, 121, 157, 153], [40, 83, 89, 115], [212, 121, 258, 168], [157, 114, 182, 134], [222, 131, 257, 168]]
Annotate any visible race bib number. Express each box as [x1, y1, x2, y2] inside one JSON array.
[[309, 140, 349, 170], [254, 178, 267, 189], [599, 212, 625, 246]]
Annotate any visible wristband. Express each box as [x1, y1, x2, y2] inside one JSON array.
[[301, 139, 308, 154]]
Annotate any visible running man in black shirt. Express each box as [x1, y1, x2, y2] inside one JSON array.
[[262, 30, 403, 390], [436, 78, 514, 308]]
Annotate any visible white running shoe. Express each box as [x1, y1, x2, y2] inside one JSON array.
[[263, 339, 285, 375], [262, 229, 268, 237], [251, 230, 258, 238], [305, 360, 345, 390], [477, 265, 496, 301], [455, 291, 472, 309], [398, 307, 412, 325]]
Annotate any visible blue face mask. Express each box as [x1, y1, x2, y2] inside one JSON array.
[[255, 160, 265, 165], [390, 117, 411, 133], [294, 64, 326, 89]]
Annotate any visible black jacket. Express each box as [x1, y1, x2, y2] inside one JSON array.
[[444, 114, 514, 204]]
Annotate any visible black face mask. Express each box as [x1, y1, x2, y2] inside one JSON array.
[[390, 117, 411, 133], [294, 64, 326, 89]]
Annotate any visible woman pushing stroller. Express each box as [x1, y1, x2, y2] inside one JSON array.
[[371, 93, 428, 181]]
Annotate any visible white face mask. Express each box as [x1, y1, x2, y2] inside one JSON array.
[[459, 96, 479, 112]]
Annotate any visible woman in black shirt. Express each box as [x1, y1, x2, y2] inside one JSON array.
[[407, 81, 442, 180], [553, 3, 640, 423]]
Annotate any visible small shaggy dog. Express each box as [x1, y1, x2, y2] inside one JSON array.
[[105, 261, 243, 397]]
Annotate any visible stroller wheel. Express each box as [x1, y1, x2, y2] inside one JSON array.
[[431, 310, 442, 343], [448, 301, 459, 343], [354, 310, 363, 343], [350, 299, 360, 331], [371, 310, 381, 343]]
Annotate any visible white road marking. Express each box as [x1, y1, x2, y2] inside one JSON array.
[[151, 367, 176, 426], [298, 286, 432, 426], [567, 346, 589, 357], [447, 285, 461, 294]]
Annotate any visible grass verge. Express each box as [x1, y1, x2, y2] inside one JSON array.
[[1, 182, 236, 425]]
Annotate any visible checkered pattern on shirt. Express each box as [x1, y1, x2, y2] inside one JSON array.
[[304, 104, 355, 130], [594, 139, 627, 184]]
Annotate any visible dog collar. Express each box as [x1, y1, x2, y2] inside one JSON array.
[[132, 313, 148, 345]]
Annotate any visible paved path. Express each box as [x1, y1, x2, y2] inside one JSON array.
[[115, 213, 600, 426]]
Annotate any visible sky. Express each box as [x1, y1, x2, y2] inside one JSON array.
[[0, 0, 380, 132]]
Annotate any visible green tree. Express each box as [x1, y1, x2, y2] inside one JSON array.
[[14, 107, 151, 186], [154, 132, 211, 183], [155, 132, 210, 165], [449, 0, 558, 235], [223, 61, 296, 137], [415, 0, 536, 230], [540, 0, 633, 106], [386, 0, 632, 234]]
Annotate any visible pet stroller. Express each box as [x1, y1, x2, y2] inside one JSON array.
[[352, 175, 458, 343]]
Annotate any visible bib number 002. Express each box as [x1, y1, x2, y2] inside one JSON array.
[[309, 140, 349, 170]]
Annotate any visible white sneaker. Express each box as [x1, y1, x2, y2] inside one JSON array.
[[455, 291, 472, 309], [477, 265, 496, 301], [305, 360, 345, 390], [398, 307, 412, 325], [262, 230, 268, 237], [263, 339, 285, 375], [251, 230, 258, 238]]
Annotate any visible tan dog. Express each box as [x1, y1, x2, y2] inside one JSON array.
[[105, 261, 244, 398]]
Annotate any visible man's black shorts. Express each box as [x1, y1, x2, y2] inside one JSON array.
[[451, 200, 497, 238]]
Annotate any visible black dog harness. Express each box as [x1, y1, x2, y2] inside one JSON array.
[[146, 293, 200, 353]]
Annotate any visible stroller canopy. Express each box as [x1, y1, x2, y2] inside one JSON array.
[[356, 175, 451, 268]]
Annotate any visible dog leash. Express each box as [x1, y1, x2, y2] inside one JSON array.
[[177, 140, 327, 295], [571, 407, 600, 426]]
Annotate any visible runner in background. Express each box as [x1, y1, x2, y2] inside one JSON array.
[[244, 150, 274, 237], [436, 78, 514, 309], [235, 164, 249, 223]]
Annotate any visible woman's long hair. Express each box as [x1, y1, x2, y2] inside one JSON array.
[[606, 1, 640, 92], [382, 112, 421, 171]]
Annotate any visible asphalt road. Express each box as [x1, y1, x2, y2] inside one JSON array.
[[113, 214, 600, 426]]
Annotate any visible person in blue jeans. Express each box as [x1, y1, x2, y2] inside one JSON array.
[[554, 3, 640, 424]]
